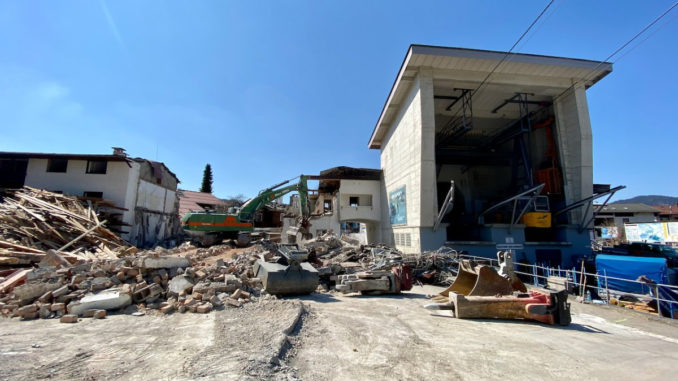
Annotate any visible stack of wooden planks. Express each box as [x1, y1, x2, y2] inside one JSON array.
[[0, 187, 137, 266], [610, 298, 658, 314]]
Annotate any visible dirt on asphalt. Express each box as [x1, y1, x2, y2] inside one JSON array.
[[1, 285, 678, 380], [0, 299, 304, 380], [290, 285, 678, 381]]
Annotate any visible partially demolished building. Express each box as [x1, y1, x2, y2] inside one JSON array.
[[368, 45, 614, 267], [0, 148, 181, 247], [283, 167, 382, 243]]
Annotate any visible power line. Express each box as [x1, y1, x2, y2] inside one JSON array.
[[513, 0, 567, 54], [601, 1, 678, 65], [613, 4, 678, 63], [440, 1, 557, 134], [552, 1, 678, 105], [472, 0, 556, 97]]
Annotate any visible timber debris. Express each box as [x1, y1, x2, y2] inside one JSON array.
[[0, 187, 134, 265]]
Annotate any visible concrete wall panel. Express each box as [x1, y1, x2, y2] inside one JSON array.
[[554, 85, 594, 225], [25, 159, 131, 208]]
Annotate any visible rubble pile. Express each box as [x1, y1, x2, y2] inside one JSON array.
[[0, 187, 136, 266], [0, 243, 274, 322], [301, 233, 461, 286]]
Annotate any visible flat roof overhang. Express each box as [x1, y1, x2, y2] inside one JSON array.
[[0, 152, 129, 162], [368, 45, 613, 149]]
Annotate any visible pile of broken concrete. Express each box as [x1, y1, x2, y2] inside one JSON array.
[[0, 244, 271, 323]]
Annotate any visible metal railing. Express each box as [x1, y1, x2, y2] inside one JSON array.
[[457, 253, 678, 319]]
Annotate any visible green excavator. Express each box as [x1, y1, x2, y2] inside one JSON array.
[[181, 175, 312, 247]]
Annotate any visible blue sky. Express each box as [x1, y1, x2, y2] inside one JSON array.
[[1, 1, 676, 200]]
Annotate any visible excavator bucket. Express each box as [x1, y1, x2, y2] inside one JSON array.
[[252, 244, 319, 296], [448, 290, 571, 326], [425, 252, 570, 326], [466, 265, 514, 296], [430, 254, 526, 303]]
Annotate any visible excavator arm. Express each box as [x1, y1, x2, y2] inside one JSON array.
[[238, 175, 310, 222], [181, 175, 311, 247]]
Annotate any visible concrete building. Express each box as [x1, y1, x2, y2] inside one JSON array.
[[594, 203, 660, 243], [595, 203, 660, 228], [368, 45, 613, 267], [283, 167, 381, 243], [0, 148, 181, 247]]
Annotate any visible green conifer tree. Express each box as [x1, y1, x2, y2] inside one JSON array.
[[200, 164, 213, 193]]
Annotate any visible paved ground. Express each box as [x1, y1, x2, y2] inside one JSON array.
[[291, 285, 678, 381], [0, 300, 304, 380], [1, 286, 677, 380]]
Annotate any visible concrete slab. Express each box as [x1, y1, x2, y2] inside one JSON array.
[[168, 274, 194, 294], [13, 282, 62, 302], [67, 289, 132, 316], [136, 256, 190, 269]]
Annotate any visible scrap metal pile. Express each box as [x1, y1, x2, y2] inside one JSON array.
[[0, 187, 136, 266], [301, 233, 462, 293], [0, 243, 272, 322]]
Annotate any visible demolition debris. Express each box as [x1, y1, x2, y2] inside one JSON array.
[[0, 243, 271, 322], [304, 232, 461, 291], [0, 188, 563, 325], [0, 187, 135, 265]]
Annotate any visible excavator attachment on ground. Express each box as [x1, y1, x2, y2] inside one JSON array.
[[426, 251, 570, 326], [253, 244, 319, 296]]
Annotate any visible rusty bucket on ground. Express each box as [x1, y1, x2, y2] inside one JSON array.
[[430, 258, 526, 303], [425, 252, 570, 326]]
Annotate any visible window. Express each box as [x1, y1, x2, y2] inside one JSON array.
[[83, 191, 103, 198], [46, 158, 68, 172], [394, 232, 411, 247], [86, 160, 107, 174], [323, 200, 332, 212], [349, 196, 359, 207]]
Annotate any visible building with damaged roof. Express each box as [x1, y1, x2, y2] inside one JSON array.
[[0, 147, 181, 247], [283, 166, 382, 243], [177, 189, 228, 216]]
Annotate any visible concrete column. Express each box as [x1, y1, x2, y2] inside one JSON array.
[[553, 84, 594, 225], [418, 68, 438, 228], [417, 68, 447, 251], [366, 221, 380, 244]]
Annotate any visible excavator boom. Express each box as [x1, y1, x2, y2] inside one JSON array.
[[181, 175, 311, 246]]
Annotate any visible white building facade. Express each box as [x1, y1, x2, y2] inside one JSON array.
[[367, 45, 614, 265], [0, 149, 180, 247], [283, 167, 382, 244]]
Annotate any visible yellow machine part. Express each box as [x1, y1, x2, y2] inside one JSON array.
[[521, 212, 551, 228]]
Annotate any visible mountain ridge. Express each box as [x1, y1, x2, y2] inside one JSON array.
[[613, 195, 678, 206]]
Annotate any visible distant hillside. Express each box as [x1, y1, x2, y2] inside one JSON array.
[[613, 195, 678, 206]]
